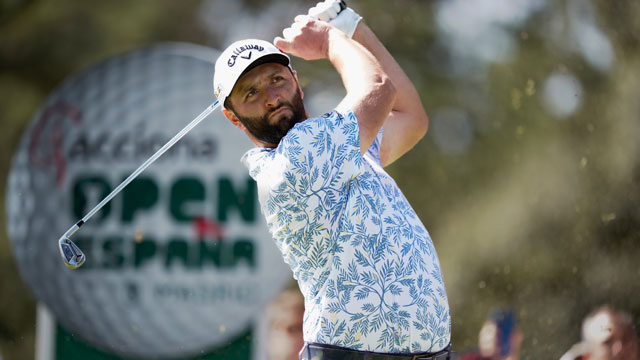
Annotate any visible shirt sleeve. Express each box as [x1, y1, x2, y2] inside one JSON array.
[[365, 127, 384, 165], [335, 103, 384, 165]]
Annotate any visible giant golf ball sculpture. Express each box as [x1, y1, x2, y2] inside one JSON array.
[[7, 44, 291, 358]]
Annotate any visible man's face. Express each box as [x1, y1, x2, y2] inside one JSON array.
[[225, 62, 306, 146]]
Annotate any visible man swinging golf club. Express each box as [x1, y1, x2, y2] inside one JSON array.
[[214, 1, 452, 358]]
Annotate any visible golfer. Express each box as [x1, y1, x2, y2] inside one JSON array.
[[213, 1, 451, 358]]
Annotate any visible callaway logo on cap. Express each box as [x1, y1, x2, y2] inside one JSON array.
[[213, 39, 291, 108]]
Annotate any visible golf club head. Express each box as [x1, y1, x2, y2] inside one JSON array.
[[58, 236, 86, 269]]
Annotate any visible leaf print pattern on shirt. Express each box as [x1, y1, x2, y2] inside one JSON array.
[[243, 109, 450, 353]]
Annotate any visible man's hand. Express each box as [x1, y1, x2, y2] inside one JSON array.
[[294, 2, 428, 166], [276, 9, 396, 156], [307, 0, 342, 22], [307, 0, 362, 38], [274, 16, 335, 60]]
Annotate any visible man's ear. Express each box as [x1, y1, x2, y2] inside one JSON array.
[[222, 108, 246, 130], [292, 70, 304, 99]]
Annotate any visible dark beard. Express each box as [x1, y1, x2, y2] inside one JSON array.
[[236, 91, 306, 146]]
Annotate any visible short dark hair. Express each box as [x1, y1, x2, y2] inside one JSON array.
[[224, 97, 235, 112]]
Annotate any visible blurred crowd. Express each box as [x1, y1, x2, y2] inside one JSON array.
[[457, 305, 638, 360], [559, 306, 639, 360], [263, 291, 639, 360], [458, 308, 522, 360]]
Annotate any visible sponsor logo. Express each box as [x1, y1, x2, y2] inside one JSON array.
[[227, 44, 264, 67]]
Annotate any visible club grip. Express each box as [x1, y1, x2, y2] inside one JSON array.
[[338, 0, 347, 12]]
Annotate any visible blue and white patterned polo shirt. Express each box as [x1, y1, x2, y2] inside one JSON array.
[[242, 109, 450, 353]]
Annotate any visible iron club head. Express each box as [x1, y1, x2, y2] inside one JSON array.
[[58, 235, 86, 269]]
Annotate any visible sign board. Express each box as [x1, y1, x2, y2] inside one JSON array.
[[7, 43, 292, 359]]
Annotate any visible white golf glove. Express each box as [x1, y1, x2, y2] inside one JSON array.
[[308, 0, 362, 38]]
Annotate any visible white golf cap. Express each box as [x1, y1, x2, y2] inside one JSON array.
[[214, 39, 291, 108]]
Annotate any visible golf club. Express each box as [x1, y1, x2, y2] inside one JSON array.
[[58, 99, 221, 269], [58, 0, 350, 269]]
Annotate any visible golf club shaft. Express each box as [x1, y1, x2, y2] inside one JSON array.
[[71, 100, 221, 232]]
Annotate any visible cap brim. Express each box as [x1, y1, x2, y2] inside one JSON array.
[[238, 53, 290, 79]]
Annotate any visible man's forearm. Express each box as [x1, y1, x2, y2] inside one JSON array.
[[326, 28, 396, 154], [273, 17, 397, 155], [349, 21, 428, 166], [351, 22, 427, 121], [327, 29, 389, 103]]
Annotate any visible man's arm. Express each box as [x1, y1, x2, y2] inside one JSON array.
[[351, 22, 429, 167], [274, 17, 396, 155]]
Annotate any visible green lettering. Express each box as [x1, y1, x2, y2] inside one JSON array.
[[170, 177, 205, 222], [165, 239, 190, 268], [134, 238, 156, 268], [233, 239, 255, 270], [121, 177, 158, 222], [102, 236, 124, 269], [198, 241, 226, 268], [72, 176, 111, 221], [217, 177, 256, 223]]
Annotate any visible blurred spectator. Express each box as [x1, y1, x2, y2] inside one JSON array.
[[561, 305, 639, 360], [265, 288, 305, 360], [460, 308, 522, 360]]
